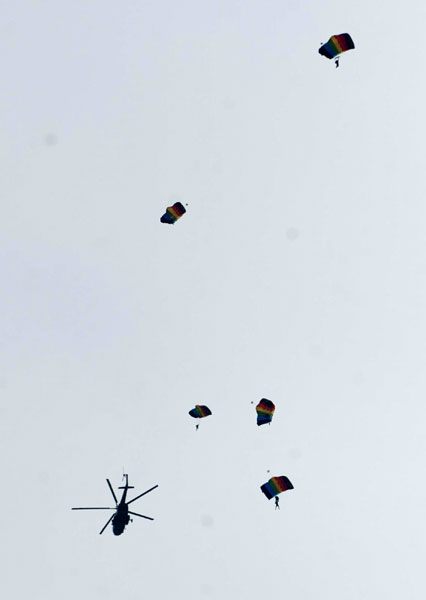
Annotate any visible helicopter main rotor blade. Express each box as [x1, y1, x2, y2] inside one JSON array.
[[99, 514, 114, 535], [72, 507, 114, 510], [127, 484, 158, 505], [106, 479, 118, 505], [128, 510, 154, 521]]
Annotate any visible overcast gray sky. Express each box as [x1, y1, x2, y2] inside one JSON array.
[[2, 1, 426, 598]]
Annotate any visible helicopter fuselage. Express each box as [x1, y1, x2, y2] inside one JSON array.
[[112, 502, 130, 535], [112, 484, 131, 536]]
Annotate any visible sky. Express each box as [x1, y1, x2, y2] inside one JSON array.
[[2, 1, 426, 598]]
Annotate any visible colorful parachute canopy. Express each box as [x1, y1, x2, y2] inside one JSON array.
[[256, 398, 275, 426], [319, 33, 355, 59], [189, 405, 212, 419], [261, 476, 294, 500], [160, 202, 186, 224]]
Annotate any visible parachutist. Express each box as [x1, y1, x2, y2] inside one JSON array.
[[261, 476, 294, 504], [275, 497, 280, 510], [318, 34, 354, 65], [196, 424, 199, 431], [161, 201, 186, 224], [256, 398, 275, 426], [189, 404, 212, 422]]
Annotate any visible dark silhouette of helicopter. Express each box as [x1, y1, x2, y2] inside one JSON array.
[[72, 474, 158, 535]]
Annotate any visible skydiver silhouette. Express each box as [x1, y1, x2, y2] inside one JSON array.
[[335, 57, 340, 68], [196, 423, 199, 431], [275, 497, 280, 510]]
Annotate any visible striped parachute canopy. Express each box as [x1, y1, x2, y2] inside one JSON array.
[[261, 476, 294, 500], [319, 33, 355, 59], [189, 405, 212, 419], [160, 201, 186, 224], [256, 398, 275, 426]]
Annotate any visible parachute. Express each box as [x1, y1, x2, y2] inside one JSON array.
[[319, 33, 355, 60], [188, 405, 212, 418], [261, 476, 294, 500], [256, 398, 275, 426], [160, 202, 186, 224]]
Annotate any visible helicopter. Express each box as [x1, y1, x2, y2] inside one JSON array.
[[72, 474, 158, 535]]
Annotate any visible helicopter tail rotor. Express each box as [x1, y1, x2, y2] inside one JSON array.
[[118, 473, 134, 490]]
